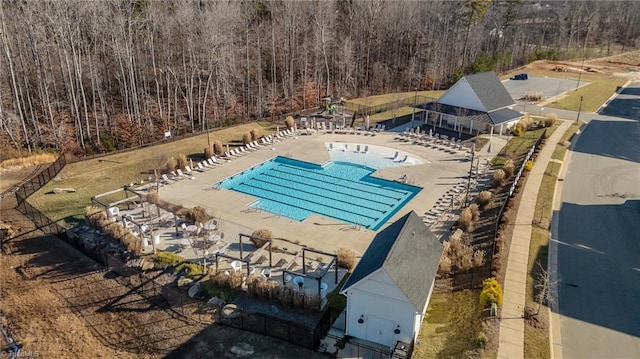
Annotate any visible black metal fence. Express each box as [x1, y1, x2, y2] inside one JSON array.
[[14, 194, 69, 242], [217, 304, 332, 350], [344, 94, 435, 116], [490, 129, 547, 269], [324, 332, 392, 358], [15, 154, 67, 199]]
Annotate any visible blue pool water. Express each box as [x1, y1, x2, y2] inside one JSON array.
[[217, 156, 421, 230]]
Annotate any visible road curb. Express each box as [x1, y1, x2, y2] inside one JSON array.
[[547, 121, 583, 359], [595, 79, 633, 114]]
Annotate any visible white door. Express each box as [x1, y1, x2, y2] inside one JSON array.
[[365, 315, 394, 347]]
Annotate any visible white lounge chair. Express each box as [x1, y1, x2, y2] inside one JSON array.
[[195, 163, 206, 172], [176, 169, 189, 178], [395, 155, 408, 163], [161, 174, 173, 184], [170, 170, 183, 180], [356, 145, 361, 153], [391, 151, 400, 161], [364, 145, 369, 154], [328, 143, 334, 151]]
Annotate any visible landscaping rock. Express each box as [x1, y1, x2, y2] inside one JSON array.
[[188, 282, 206, 299], [207, 297, 226, 308], [222, 304, 241, 319], [230, 342, 254, 357], [52, 187, 76, 193], [177, 277, 193, 289]]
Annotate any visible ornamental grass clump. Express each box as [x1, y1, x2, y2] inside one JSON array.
[[477, 191, 492, 209], [493, 169, 506, 188], [336, 248, 357, 271]]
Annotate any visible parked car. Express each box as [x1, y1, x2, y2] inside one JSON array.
[[511, 73, 528, 80]]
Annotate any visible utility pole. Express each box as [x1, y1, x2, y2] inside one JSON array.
[[465, 143, 476, 206], [411, 88, 417, 128], [576, 96, 583, 123]]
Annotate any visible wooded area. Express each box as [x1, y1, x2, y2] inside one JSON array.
[[1, 0, 639, 158]]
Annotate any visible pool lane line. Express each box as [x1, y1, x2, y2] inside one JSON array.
[[277, 163, 410, 195], [235, 182, 382, 221], [272, 165, 408, 198], [251, 176, 393, 211], [242, 179, 387, 215], [258, 172, 398, 206], [268, 168, 403, 201]]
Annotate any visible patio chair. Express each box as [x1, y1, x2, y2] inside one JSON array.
[[364, 145, 369, 154], [356, 144, 361, 153], [196, 163, 207, 172], [161, 174, 173, 185]]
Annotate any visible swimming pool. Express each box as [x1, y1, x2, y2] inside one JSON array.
[[217, 156, 421, 230]]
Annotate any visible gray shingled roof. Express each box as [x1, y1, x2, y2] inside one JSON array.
[[488, 107, 522, 125], [464, 72, 515, 111], [341, 211, 444, 311]]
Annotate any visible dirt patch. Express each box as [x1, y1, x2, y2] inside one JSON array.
[[522, 54, 640, 78], [0, 208, 326, 358]]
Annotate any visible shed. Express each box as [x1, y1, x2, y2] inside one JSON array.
[[340, 211, 444, 348]]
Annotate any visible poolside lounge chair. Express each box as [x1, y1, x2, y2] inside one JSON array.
[[395, 155, 408, 163], [170, 170, 183, 180], [364, 145, 369, 154], [176, 169, 189, 178], [195, 163, 207, 172], [391, 151, 400, 161], [328, 143, 334, 151], [343, 144, 348, 152], [356, 144, 361, 153], [161, 174, 173, 184], [204, 158, 216, 167]]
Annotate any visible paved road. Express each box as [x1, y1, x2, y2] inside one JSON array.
[[552, 82, 640, 358]]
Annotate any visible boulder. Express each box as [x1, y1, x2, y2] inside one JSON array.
[[188, 282, 206, 299], [177, 276, 194, 289]]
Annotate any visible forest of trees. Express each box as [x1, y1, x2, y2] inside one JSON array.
[[1, 0, 639, 158]]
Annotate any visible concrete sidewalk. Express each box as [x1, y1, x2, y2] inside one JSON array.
[[497, 120, 572, 359]]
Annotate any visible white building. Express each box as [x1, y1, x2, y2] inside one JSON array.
[[422, 71, 522, 135], [340, 211, 443, 351]]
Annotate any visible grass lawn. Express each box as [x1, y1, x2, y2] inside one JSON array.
[[551, 121, 585, 160], [546, 76, 627, 112], [345, 90, 444, 108], [491, 124, 558, 167], [28, 122, 277, 225], [413, 290, 493, 358], [369, 106, 425, 122]]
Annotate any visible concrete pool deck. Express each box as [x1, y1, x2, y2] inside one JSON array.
[[156, 130, 506, 255]]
